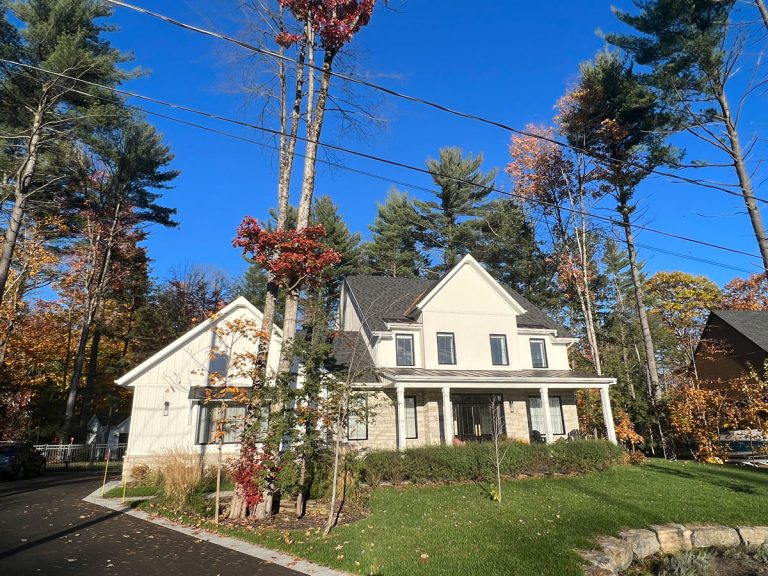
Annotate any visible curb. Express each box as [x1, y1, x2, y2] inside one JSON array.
[[83, 482, 351, 576]]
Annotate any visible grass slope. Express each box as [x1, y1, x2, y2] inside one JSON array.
[[146, 460, 768, 576]]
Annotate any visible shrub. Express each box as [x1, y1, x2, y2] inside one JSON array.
[[626, 450, 647, 465], [359, 440, 624, 486], [130, 464, 150, 484], [657, 550, 710, 576], [158, 448, 204, 509], [752, 544, 768, 564]]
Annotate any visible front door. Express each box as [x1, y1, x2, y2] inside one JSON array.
[[452, 394, 503, 441]]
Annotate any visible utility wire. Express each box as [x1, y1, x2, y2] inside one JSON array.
[[1, 57, 763, 265], [142, 107, 762, 276], [104, 0, 766, 205]]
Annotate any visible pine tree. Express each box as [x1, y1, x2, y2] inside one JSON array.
[[363, 189, 427, 277], [608, 0, 768, 281], [0, 0, 131, 307], [414, 147, 496, 274], [471, 198, 557, 310], [311, 195, 362, 312]]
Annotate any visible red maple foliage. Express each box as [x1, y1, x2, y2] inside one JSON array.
[[233, 217, 341, 289], [278, 0, 376, 51]]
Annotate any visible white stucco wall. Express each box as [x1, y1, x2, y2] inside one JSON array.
[[363, 261, 572, 371]]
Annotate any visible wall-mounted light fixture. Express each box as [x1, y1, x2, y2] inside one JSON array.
[[163, 388, 172, 416]]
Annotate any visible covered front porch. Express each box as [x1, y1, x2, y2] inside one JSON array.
[[350, 369, 617, 451]]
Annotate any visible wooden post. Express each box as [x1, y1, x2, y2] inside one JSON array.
[[441, 386, 452, 444], [101, 447, 111, 497], [215, 438, 223, 524], [600, 386, 617, 444]]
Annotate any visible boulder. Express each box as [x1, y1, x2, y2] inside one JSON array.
[[596, 536, 633, 572], [650, 524, 692, 554], [619, 528, 661, 559], [689, 524, 740, 549], [738, 526, 768, 547], [579, 550, 615, 575]]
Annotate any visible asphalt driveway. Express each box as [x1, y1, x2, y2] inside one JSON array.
[[0, 472, 304, 576]]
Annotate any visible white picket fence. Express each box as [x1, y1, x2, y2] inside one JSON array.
[[33, 443, 127, 470]]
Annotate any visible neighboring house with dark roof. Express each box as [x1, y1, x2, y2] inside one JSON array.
[[116, 254, 616, 478], [693, 310, 768, 386], [337, 254, 616, 449], [86, 413, 131, 447]]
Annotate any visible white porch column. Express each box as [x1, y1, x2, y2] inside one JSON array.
[[600, 386, 617, 444], [396, 384, 407, 451], [540, 387, 553, 444], [441, 386, 452, 445]]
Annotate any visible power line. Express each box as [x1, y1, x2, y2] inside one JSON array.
[[104, 0, 766, 206], [143, 108, 762, 276], [2, 57, 764, 266]]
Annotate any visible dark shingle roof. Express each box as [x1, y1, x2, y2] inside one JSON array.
[[710, 310, 768, 353], [327, 331, 379, 382], [344, 275, 571, 338]]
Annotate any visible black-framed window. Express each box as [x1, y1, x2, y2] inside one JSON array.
[[395, 334, 415, 366], [436, 332, 456, 365], [490, 334, 509, 366], [196, 402, 268, 445], [528, 396, 565, 436], [530, 338, 548, 368], [196, 402, 245, 444], [348, 395, 368, 440], [405, 396, 418, 439]]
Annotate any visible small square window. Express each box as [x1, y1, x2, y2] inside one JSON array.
[[395, 334, 415, 366], [530, 339, 548, 369], [490, 334, 509, 366], [436, 333, 456, 365]]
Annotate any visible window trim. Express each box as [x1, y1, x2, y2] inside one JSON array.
[[405, 395, 418, 439], [529, 338, 549, 369], [347, 396, 369, 441], [489, 334, 509, 366], [527, 395, 565, 436], [395, 333, 415, 367], [436, 332, 457, 365]]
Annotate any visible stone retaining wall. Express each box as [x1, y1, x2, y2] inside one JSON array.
[[580, 524, 768, 575]]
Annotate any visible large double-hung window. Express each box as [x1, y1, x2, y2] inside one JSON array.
[[395, 334, 415, 366], [436, 332, 456, 365], [528, 396, 565, 436]]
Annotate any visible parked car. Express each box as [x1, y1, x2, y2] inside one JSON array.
[[0, 442, 47, 479]]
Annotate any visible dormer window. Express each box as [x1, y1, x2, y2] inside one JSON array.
[[530, 339, 548, 369], [395, 334, 415, 366], [436, 332, 456, 365]]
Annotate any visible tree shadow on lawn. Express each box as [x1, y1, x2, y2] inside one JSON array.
[[642, 462, 765, 495]]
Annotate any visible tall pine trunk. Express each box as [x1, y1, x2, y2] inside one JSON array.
[[0, 105, 45, 307], [713, 86, 768, 282], [620, 208, 660, 399]]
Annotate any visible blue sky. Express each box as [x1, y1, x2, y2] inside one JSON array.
[[106, 0, 767, 288]]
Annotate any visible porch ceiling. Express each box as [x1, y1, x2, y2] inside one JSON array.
[[376, 367, 614, 388]]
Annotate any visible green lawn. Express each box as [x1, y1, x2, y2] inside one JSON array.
[[103, 485, 160, 498], [142, 460, 768, 576]]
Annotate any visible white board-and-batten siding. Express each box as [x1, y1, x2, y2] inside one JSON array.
[[120, 297, 280, 470]]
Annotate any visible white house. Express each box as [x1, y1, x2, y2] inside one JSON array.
[[86, 414, 130, 447], [116, 297, 282, 473], [118, 254, 616, 475], [337, 254, 616, 449]]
